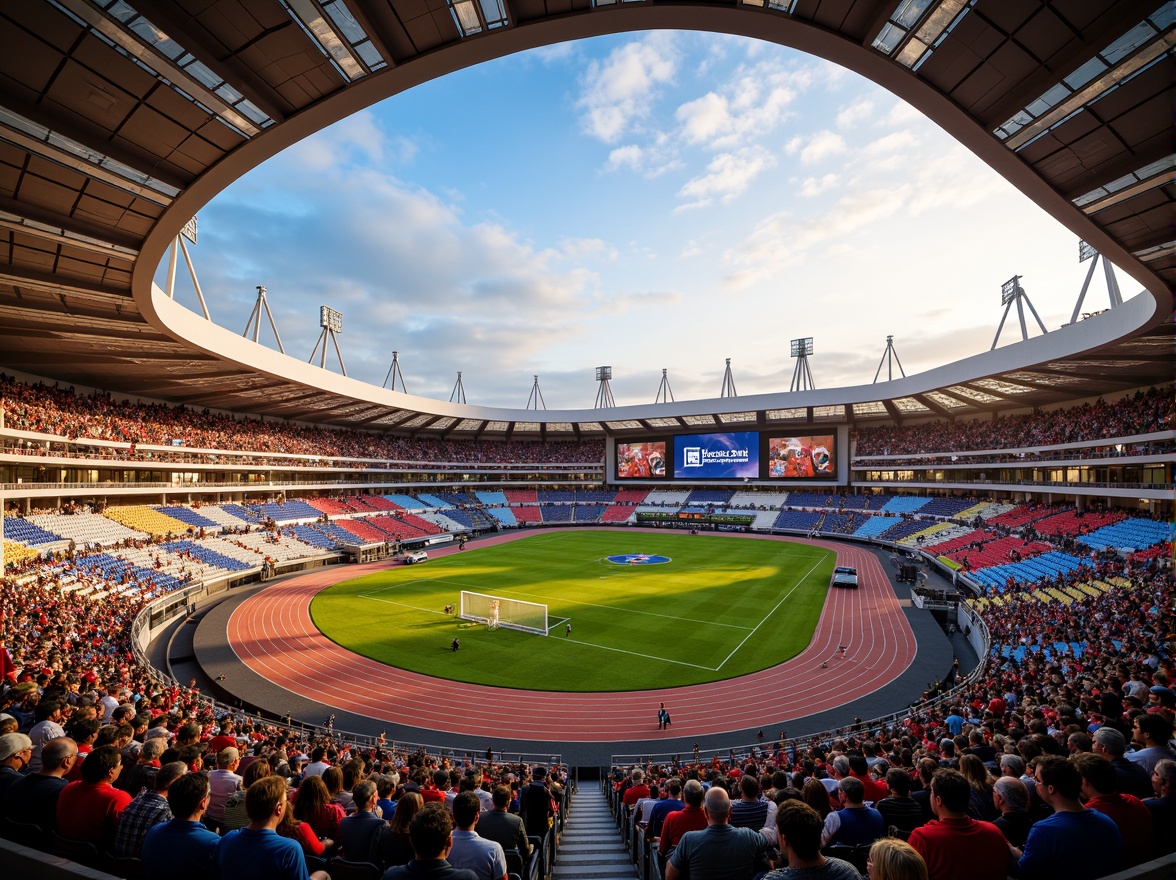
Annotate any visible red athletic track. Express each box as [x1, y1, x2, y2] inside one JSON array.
[[227, 529, 917, 742]]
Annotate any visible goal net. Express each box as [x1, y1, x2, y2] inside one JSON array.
[[459, 591, 549, 636]]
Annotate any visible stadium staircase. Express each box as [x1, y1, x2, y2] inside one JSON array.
[[553, 784, 636, 880]]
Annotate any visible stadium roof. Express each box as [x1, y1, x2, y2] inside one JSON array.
[[0, 0, 1171, 438]]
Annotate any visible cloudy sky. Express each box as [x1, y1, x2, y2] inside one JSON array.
[[161, 31, 1135, 410]]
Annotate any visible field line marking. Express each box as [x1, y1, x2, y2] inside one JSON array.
[[357, 595, 449, 616], [565, 638, 716, 671], [713, 557, 825, 671], [505, 588, 754, 631]]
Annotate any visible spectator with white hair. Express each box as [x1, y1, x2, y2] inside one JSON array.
[[991, 776, 1031, 847], [207, 746, 243, 832], [1142, 759, 1175, 858], [1092, 727, 1152, 799]]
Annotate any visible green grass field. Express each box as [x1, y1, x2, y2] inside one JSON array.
[[310, 531, 835, 691]]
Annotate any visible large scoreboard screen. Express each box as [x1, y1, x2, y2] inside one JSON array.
[[612, 430, 839, 483], [673, 431, 759, 479]]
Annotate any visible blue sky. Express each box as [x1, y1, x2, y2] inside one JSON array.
[[164, 31, 1134, 410]]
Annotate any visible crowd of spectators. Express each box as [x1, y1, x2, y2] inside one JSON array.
[[0, 374, 604, 465], [610, 559, 1174, 878], [855, 386, 1172, 458]]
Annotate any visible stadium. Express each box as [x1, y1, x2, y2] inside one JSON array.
[[0, 1, 1172, 878]]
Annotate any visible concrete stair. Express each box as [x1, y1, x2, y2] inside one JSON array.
[[552, 784, 637, 880]]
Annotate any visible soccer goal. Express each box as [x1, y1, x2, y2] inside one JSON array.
[[459, 591, 549, 636]]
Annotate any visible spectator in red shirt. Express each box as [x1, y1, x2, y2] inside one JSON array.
[[908, 769, 1011, 880], [658, 779, 707, 860], [622, 769, 650, 808], [1074, 753, 1153, 868], [55, 745, 132, 847]]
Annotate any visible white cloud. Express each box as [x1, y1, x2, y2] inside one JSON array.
[[886, 99, 922, 127], [557, 237, 618, 262], [675, 60, 806, 150], [576, 34, 677, 143], [678, 148, 777, 205], [606, 144, 644, 172], [797, 130, 848, 164], [836, 98, 875, 130], [800, 173, 838, 197]]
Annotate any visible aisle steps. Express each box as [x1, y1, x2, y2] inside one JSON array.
[[552, 784, 637, 880]]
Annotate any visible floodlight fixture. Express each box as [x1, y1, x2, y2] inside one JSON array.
[[320, 305, 343, 333], [594, 366, 615, 409], [1000, 276, 1022, 305], [1078, 240, 1097, 263], [790, 337, 813, 358], [310, 305, 346, 375], [992, 274, 1046, 349], [181, 215, 198, 244]]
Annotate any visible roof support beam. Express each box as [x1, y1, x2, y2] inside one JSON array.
[[137, 4, 292, 123], [981, 0, 1164, 129]]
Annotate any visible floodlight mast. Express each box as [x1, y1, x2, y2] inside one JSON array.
[[308, 305, 347, 375], [1069, 240, 1124, 325], [164, 215, 212, 321], [242, 284, 285, 353], [873, 335, 906, 383], [789, 337, 815, 392], [720, 358, 737, 398], [594, 366, 616, 409], [383, 351, 408, 392], [991, 275, 1047, 349], [450, 372, 467, 404], [654, 368, 674, 404], [526, 375, 546, 410]]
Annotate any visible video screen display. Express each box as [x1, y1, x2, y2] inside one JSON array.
[[673, 432, 759, 479], [615, 440, 668, 479], [766, 434, 836, 479]]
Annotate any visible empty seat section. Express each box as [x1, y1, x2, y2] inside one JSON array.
[[611, 489, 649, 504], [288, 525, 344, 550], [196, 505, 253, 527], [538, 490, 576, 503], [163, 540, 254, 571], [572, 504, 606, 523], [601, 505, 636, 523], [487, 507, 517, 526], [686, 489, 734, 505], [575, 489, 617, 503], [879, 497, 931, 514], [2, 517, 63, 546], [504, 489, 538, 504], [475, 491, 509, 506], [916, 497, 979, 518], [772, 510, 822, 531], [729, 491, 789, 509], [540, 505, 573, 523], [154, 506, 220, 529], [380, 495, 420, 510], [511, 506, 544, 524], [29, 512, 147, 545], [104, 506, 193, 537], [307, 497, 353, 516]]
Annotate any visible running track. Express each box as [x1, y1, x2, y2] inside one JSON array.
[[227, 529, 917, 742]]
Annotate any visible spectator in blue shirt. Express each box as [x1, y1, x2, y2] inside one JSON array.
[[141, 772, 221, 880], [216, 775, 329, 880]]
